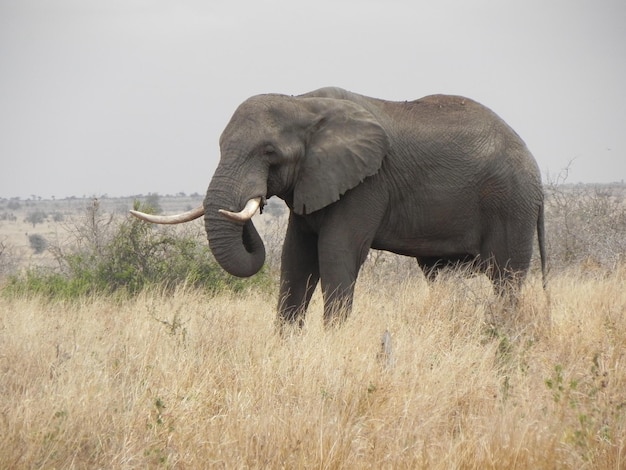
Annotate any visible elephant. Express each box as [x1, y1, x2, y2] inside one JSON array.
[[131, 87, 547, 327]]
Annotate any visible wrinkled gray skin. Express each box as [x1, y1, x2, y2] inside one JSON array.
[[204, 87, 546, 326]]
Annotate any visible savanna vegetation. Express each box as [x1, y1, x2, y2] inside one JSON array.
[[0, 180, 624, 468]]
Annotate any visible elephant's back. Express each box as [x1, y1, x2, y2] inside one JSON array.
[[409, 94, 478, 108], [392, 94, 505, 129], [388, 95, 533, 164]]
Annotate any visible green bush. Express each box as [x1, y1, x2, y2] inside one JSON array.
[[3, 200, 271, 299]]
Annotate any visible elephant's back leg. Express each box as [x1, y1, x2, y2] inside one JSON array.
[[480, 216, 536, 292]]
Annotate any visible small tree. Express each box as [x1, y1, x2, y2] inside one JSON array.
[[29, 234, 47, 254], [25, 211, 46, 227], [144, 193, 162, 214]]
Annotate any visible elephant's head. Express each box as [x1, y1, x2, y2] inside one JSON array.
[[131, 89, 389, 278]]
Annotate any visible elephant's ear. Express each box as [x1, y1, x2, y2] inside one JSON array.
[[293, 98, 389, 215]]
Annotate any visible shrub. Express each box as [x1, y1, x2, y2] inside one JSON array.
[[28, 234, 48, 254], [545, 166, 626, 271], [144, 193, 162, 214], [7, 199, 21, 210], [3, 200, 271, 299], [0, 239, 19, 277], [25, 210, 46, 227]]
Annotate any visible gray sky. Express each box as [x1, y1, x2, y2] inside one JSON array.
[[1, 0, 625, 199]]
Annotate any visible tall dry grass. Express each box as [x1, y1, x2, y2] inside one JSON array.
[[1, 266, 625, 469]]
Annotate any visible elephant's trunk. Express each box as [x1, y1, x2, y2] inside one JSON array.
[[204, 177, 266, 278]]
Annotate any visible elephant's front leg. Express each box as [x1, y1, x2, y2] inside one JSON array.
[[316, 190, 386, 326], [277, 214, 320, 327], [318, 230, 372, 327], [319, 261, 357, 327]]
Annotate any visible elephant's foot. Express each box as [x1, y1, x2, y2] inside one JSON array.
[[275, 316, 305, 337], [275, 303, 307, 334], [322, 298, 353, 328]]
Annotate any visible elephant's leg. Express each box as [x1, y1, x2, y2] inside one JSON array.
[[482, 222, 534, 297], [318, 253, 360, 327], [313, 185, 386, 326], [317, 224, 377, 327], [277, 214, 320, 327]]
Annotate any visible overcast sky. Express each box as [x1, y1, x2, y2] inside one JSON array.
[[1, 0, 625, 200]]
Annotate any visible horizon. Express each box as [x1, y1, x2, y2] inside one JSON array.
[[2, 179, 625, 204]]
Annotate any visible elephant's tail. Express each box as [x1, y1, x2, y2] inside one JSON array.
[[537, 200, 548, 289]]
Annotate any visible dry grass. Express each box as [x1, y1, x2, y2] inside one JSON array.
[[1, 266, 625, 469]]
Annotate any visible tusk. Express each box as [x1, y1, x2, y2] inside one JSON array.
[[129, 205, 204, 224], [218, 197, 262, 222]]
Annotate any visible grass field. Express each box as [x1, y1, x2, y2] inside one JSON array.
[[1, 265, 624, 468]]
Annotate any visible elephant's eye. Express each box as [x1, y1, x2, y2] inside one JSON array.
[[262, 144, 276, 156], [262, 144, 283, 164]]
